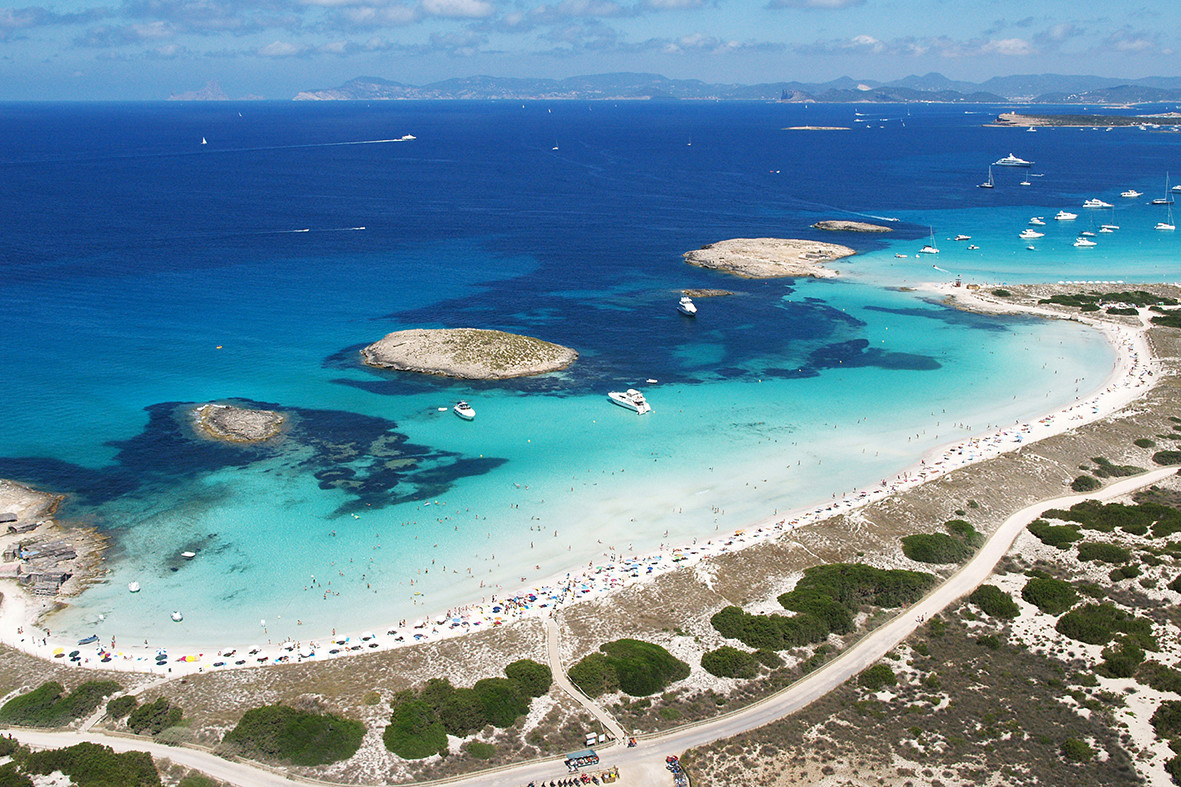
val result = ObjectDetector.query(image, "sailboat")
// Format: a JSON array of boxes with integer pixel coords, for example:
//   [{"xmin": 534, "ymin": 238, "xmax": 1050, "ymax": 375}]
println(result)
[
  {"xmin": 1152, "ymin": 173, "xmax": 1175, "ymax": 205},
  {"xmin": 918, "ymin": 228, "xmax": 939, "ymax": 254},
  {"xmin": 1158, "ymin": 205, "xmax": 1176, "ymax": 231},
  {"xmin": 201, "ymin": 137, "xmax": 207, "ymax": 145},
  {"xmin": 978, "ymin": 166, "xmax": 995, "ymax": 189}
]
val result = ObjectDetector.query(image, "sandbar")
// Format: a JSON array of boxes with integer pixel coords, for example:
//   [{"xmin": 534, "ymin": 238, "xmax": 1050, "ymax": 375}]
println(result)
[
  {"xmin": 683, "ymin": 237, "xmax": 854, "ymax": 279},
  {"xmin": 361, "ymin": 328, "xmax": 577, "ymax": 380}
]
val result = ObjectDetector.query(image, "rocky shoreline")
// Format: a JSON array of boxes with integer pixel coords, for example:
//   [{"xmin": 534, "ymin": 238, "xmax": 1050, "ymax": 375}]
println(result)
[
  {"xmin": 361, "ymin": 328, "xmax": 578, "ymax": 380},
  {"xmin": 192, "ymin": 403, "xmax": 287, "ymax": 443},
  {"xmin": 811, "ymin": 220, "xmax": 892, "ymax": 233},
  {"xmin": 683, "ymin": 237, "xmax": 854, "ymax": 279}
]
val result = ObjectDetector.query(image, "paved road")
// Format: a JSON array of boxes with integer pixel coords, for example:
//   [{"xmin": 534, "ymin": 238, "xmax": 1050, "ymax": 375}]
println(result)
[{"xmin": 7, "ymin": 469, "xmax": 1175, "ymax": 787}]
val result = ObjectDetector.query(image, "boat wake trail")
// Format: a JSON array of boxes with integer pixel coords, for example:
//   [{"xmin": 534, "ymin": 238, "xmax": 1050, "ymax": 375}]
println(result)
[{"xmin": 932, "ymin": 265, "xmax": 949, "ymax": 273}]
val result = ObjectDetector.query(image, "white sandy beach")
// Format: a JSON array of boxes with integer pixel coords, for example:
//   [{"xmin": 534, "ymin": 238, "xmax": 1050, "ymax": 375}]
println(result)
[{"xmin": 0, "ymin": 284, "xmax": 1163, "ymax": 677}]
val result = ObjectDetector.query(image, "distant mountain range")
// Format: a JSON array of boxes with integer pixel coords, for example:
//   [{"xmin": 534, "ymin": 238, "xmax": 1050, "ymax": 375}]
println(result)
[{"xmin": 290, "ymin": 72, "xmax": 1181, "ymax": 104}]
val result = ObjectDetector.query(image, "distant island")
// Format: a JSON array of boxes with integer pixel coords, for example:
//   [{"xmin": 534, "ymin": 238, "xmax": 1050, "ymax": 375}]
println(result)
[
  {"xmin": 291, "ymin": 72, "xmax": 1181, "ymax": 104},
  {"xmin": 812, "ymin": 220, "xmax": 893, "ymax": 233},
  {"xmin": 361, "ymin": 328, "xmax": 577, "ymax": 379},
  {"xmin": 994, "ymin": 111, "xmax": 1181, "ymax": 128},
  {"xmin": 684, "ymin": 238, "xmax": 853, "ymax": 279}
]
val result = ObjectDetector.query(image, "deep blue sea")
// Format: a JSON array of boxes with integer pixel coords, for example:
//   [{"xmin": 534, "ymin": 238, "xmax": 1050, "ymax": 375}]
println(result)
[{"xmin": 1, "ymin": 100, "xmax": 1178, "ymax": 647}]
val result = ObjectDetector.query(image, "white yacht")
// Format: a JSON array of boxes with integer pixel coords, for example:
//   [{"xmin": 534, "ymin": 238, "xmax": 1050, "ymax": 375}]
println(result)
[
  {"xmin": 1029, "ymin": 217, "xmax": 1046, "ymax": 225},
  {"xmin": 1173, "ymin": 185, "xmax": 1181, "ymax": 194},
  {"xmin": 128, "ymin": 582, "xmax": 141, "ymax": 593},
  {"xmin": 917, "ymin": 227, "xmax": 938, "ymax": 254},
  {"xmin": 1055, "ymin": 211, "xmax": 1078, "ymax": 221},
  {"xmin": 1073, "ymin": 237, "xmax": 1097, "ymax": 247},
  {"xmin": 608, "ymin": 389, "xmax": 652, "ymax": 415},
  {"xmin": 1019, "ymin": 229, "xmax": 1044, "ymax": 239},
  {"xmin": 954, "ymin": 234, "xmax": 971, "ymax": 241},
  {"xmin": 994, "ymin": 153, "xmax": 1033, "ymax": 167},
  {"xmin": 1083, "ymin": 198, "xmax": 1113, "ymax": 208},
  {"xmin": 1080, "ymin": 230, "xmax": 1096, "ymax": 237},
  {"xmin": 1158, "ymin": 206, "xmax": 1176, "ymax": 231},
  {"xmin": 1121, "ymin": 190, "xmax": 1143, "ymax": 198},
  {"xmin": 171, "ymin": 611, "xmax": 184, "ymax": 622},
  {"xmin": 1020, "ymin": 180, "xmax": 1032, "ymax": 186},
  {"xmin": 677, "ymin": 295, "xmax": 697, "ymax": 316},
  {"xmin": 180, "ymin": 551, "xmax": 196, "ymax": 559},
  {"xmin": 453, "ymin": 401, "xmax": 475, "ymax": 420}
]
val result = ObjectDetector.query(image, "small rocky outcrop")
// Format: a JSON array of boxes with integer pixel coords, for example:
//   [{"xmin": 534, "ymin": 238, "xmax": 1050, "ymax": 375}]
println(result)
[
  {"xmin": 684, "ymin": 238, "xmax": 854, "ymax": 279},
  {"xmin": 361, "ymin": 328, "xmax": 577, "ymax": 380},
  {"xmin": 193, "ymin": 403, "xmax": 286, "ymax": 443}
]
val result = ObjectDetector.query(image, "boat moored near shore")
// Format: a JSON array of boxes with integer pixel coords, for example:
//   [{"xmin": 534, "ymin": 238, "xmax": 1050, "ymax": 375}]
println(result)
[
  {"xmin": 608, "ymin": 389, "xmax": 652, "ymax": 415},
  {"xmin": 677, "ymin": 296, "xmax": 697, "ymax": 316},
  {"xmin": 453, "ymin": 401, "xmax": 475, "ymax": 420}
]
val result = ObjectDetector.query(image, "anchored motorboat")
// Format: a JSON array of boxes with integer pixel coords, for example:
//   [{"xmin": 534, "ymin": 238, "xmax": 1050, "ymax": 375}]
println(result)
[
  {"xmin": 677, "ymin": 295, "xmax": 697, "ymax": 316},
  {"xmin": 453, "ymin": 401, "xmax": 475, "ymax": 420},
  {"xmin": 607, "ymin": 389, "xmax": 652, "ymax": 415}
]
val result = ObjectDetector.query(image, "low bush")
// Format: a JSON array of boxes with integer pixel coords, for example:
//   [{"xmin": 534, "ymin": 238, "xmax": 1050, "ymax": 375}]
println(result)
[
  {"xmin": 126, "ymin": 698, "xmax": 182, "ymax": 736},
  {"xmin": 992, "ymin": 289, "xmax": 1012, "ymax": 297},
  {"xmin": 222, "ymin": 705, "xmax": 364, "ymax": 766},
  {"xmin": 567, "ymin": 653, "xmax": 618, "ymax": 697},
  {"xmin": 1071, "ymin": 475, "xmax": 1101, "ymax": 492},
  {"xmin": 472, "ymin": 678, "xmax": 530, "ymax": 729},
  {"xmin": 1135, "ymin": 438, "xmax": 1156, "ymax": 449},
  {"xmin": 701, "ymin": 646, "xmax": 760, "ymax": 679},
  {"xmin": 1153, "ymin": 700, "xmax": 1181, "ymax": 738},
  {"xmin": 504, "ymin": 659, "xmax": 551, "ymax": 698},
  {"xmin": 383, "ymin": 695, "xmax": 447, "ymax": 760},
  {"xmin": 1057, "ymin": 603, "xmax": 1156, "ymax": 648},
  {"xmin": 600, "ymin": 639, "xmax": 691, "ymax": 697},
  {"xmin": 464, "ymin": 741, "xmax": 496, "ymax": 760},
  {"xmin": 1090, "ymin": 457, "xmax": 1143, "ymax": 478},
  {"xmin": 1153, "ymin": 450, "xmax": 1181, "ymax": 465},
  {"xmin": 858, "ymin": 664, "xmax": 896, "ymax": 692},
  {"xmin": 1077, "ymin": 541, "xmax": 1132, "ymax": 564},
  {"xmin": 23, "ymin": 742, "xmax": 159, "ymax": 787},
  {"xmin": 106, "ymin": 695, "xmax": 137, "ymax": 720},
  {"xmin": 901, "ymin": 533, "xmax": 973, "ymax": 564},
  {"xmin": 1060, "ymin": 738, "xmax": 1094, "ymax": 763},
  {"xmin": 1027, "ymin": 519, "xmax": 1083, "ymax": 549},
  {"xmin": 0, "ymin": 681, "xmax": 123, "ymax": 727},
  {"xmin": 1025, "ymin": 576, "xmax": 1081, "ymax": 614},
  {"xmin": 783, "ymin": 563, "xmax": 934, "ymax": 611},
  {"xmin": 1140, "ymin": 661, "xmax": 1181, "ymax": 693},
  {"xmin": 969, "ymin": 584, "xmax": 1019, "ymax": 619},
  {"xmin": 1097, "ymin": 638, "xmax": 1146, "ymax": 679},
  {"xmin": 1109, "ymin": 564, "xmax": 1141, "ymax": 582}
]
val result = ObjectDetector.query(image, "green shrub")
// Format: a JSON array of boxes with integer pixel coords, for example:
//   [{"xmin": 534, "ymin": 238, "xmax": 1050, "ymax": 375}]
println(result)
[
  {"xmin": 1077, "ymin": 542, "xmax": 1132, "ymax": 564},
  {"xmin": 969, "ymin": 585, "xmax": 1019, "ymax": 619},
  {"xmin": 223, "ymin": 705, "xmax": 364, "ymax": 766},
  {"xmin": 0, "ymin": 681, "xmax": 123, "ymax": 727},
  {"xmin": 436, "ymin": 687, "xmax": 486, "ymax": 738},
  {"xmin": 1141, "ymin": 662, "xmax": 1181, "ymax": 694},
  {"xmin": 1097, "ymin": 638, "xmax": 1146, "ymax": 679},
  {"xmin": 858, "ymin": 664, "xmax": 896, "ymax": 692},
  {"xmin": 1109, "ymin": 564, "xmax": 1141, "ymax": 582},
  {"xmin": 472, "ymin": 678, "xmax": 529, "ymax": 729},
  {"xmin": 1025, "ymin": 574, "xmax": 1081, "ymax": 614},
  {"xmin": 1090, "ymin": 457, "xmax": 1143, "ymax": 478},
  {"xmin": 106, "ymin": 695, "xmax": 137, "ymax": 720},
  {"xmin": 177, "ymin": 777, "xmax": 216, "ymax": 787},
  {"xmin": 1060, "ymin": 738, "xmax": 1094, "ymax": 763},
  {"xmin": 777, "ymin": 587, "xmax": 854, "ymax": 634},
  {"xmin": 383, "ymin": 695, "xmax": 447, "ymax": 760},
  {"xmin": 1057, "ymin": 603, "xmax": 1156, "ymax": 648},
  {"xmin": 901, "ymin": 533, "xmax": 973, "ymax": 564},
  {"xmin": 1107, "ymin": 307, "xmax": 1139, "ymax": 316},
  {"xmin": 754, "ymin": 649, "xmax": 783, "ymax": 668},
  {"xmin": 0, "ymin": 764, "xmax": 34, "ymax": 787},
  {"xmin": 464, "ymin": 741, "xmax": 496, "ymax": 760},
  {"xmin": 504, "ymin": 659, "xmax": 552, "ymax": 698},
  {"xmin": 567, "ymin": 652, "xmax": 619, "ymax": 697},
  {"xmin": 126, "ymin": 698, "xmax": 182, "ymax": 736},
  {"xmin": 1071, "ymin": 475, "xmax": 1101, "ymax": 492},
  {"xmin": 1027, "ymin": 520, "xmax": 1083, "ymax": 549},
  {"xmin": 23, "ymin": 742, "xmax": 160, "ymax": 787},
  {"xmin": 976, "ymin": 634, "xmax": 1001, "ymax": 650},
  {"xmin": 599, "ymin": 639, "xmax": 691, "ymax": 697},
  {"xmin": 1153, "ymin": 450, "xmax": 1181, "ymax": 466},
  {"xmin": 1166, "ymin": 755, "xmax": 1181, "ymax": 784},
  {"xmin": 1153, "ymin": 700, "xmax": 1181, "ymax": 738},
  {"xmin": 701, "ymin": 646, "xmax": 760, "ymax": 679},
  {"xmin": 1135, "ymin": 438, "xmax": 1156, "ymax": 449},
  {"xmin": 1170, "ymin": 574, "xmax": 1181, "ymax": 593},
  {"xmin": 709, "ymin": 605, "xmax": 828, "ymax": 651},
  {"xmin": 992, "ymin": 289, "xmax": 1012, "ymax": 297}
]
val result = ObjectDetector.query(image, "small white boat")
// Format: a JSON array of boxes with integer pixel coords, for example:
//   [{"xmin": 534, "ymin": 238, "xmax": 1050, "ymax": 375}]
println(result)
[
  {"xmin": 978, "ymin": 166, "xmax": 994, "ymax": 189},
  {"xmin": 607, "ymin": 389, "xmax": 652, "ymax": 415},
  {"xmin": 453, "ymin": 401, "xmax": 475, "ymax": 420},
  {"xmin": 967, "ymin": 244, "xmax": 979, "ymax": 250},
  {"xmin": 171, "ymin": 611, "xmax": 184, "ymax": 622},
  {"xmin": 1019, "ymin": 229, "xmax": 1044, "ymax": 239},
  {"xmin": 1073, "ymin": 237, "xmax": 1097, "ymax": 247},
  {"xmin": 1173, "ymin": 185, "xmax": 1181, "ymax": 194},
  {"xmin": 1029, "ymin": 217, "xmax": 1046, "ymax": 225},
  {"xmin": 918, "ymin": 245, "xmax": 939, "ymax": 255},
  {"xmin": 201, "ymin": 137, "xmax": 207, "ymax": 145},
  {"xmin": 954, "ymin": 234, "xmax": 971, "ymax": 241},
  {"xmin": 180, "ymin": 551, "xmax": 196, "ymax": 560},
  {"xmin": 994, "ymin": 153, "xmax": 1032, "ymax": 167},
  {"xmin": 1158, "ymin": 206, "xmax": 1176, "ymax": 231},
  {"xmin": 1055, "ymin": 211, "xmax": 1078, "ymax": 221},
  {"xmin": 1026, "ymin": 244, "xmax": 1037, "ymax": 251},
  {"xmin": 677, "ymin": 295, "xmax": 697, "ymax": 316},
  {"xmin": 1083, "ymin": 198, "xmax": 1113, "ymax": 208},
  {"xmin": 1121, "ymin": 190, "xmax": 1143, "ymax": 198},
  {"xmin": 894, "ymin": 253, "xmax": 907, "ymax": 258},
  {"xmin": 128, "ymin": 582, "xmax": 140, "ymax": 593},
  {"xmin": 1101, "ymin": 224, "xmax": 1119, "ymax": 231},
  {"xmin": 1080, "ymin": 230, "xmax": 1096, "ymax": 237},
  {"xmin": 1020, "ymin": 180, "xmax": 1031, "ymax": 186}
]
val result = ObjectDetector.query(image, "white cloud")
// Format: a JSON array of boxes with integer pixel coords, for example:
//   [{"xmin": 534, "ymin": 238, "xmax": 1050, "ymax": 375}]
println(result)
[
  {"xmin": 768, "ymin": 0, "xmax": 866, "ymax": 8},
  {"xmin": 643, "ymin": 0, "xmax": 707, "ymax": 8},
  {"xmin": 258, "ymin": 39, "xmax": 303, "ymax": 56},
  {"xmin": 337, "ymin": 5, "xmax": 420, "ymax": 26},
  {"xmin": 981, "ymin": 37, "xmax": 1033, "ymax": 56},
  {"xmin": 422, "ymin": 0, "xmax": 494, "ymax": 18}
]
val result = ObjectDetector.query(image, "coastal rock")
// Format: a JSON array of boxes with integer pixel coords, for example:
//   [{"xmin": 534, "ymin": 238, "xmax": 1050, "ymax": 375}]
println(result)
[
  {"xmin": 193, "ymin": 403, "xmax": 286, "ymax": 443},
  {"xmin": 812, "ymin": 220, "xmax": 892, "ymax": 233},
  {"xmin": 361, "ymin": 328, "xmax": 578, "ymax": 380},
  {"xmin": 682, "ymin": 289, "xmax": 734, "ymax": 298},
  {"xmin": 684, "ymin": 238, "xmax": 853, "ymax": 279}
]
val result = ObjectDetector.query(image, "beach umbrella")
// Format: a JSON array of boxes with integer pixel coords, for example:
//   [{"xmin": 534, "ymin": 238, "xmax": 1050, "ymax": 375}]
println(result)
[{"xmin": 52, "ymin": 647, "xmax": 64, "ymax": 655}]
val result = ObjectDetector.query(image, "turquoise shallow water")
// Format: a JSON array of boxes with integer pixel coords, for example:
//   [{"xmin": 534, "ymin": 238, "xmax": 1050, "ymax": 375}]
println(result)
[{"xmin": 0, "ymin": 101, "xmax": 1172, "ymax": 647}]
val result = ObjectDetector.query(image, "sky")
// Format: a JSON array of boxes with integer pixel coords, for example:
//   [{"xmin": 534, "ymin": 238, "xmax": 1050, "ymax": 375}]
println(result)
[{"xmin": 1, "ymin": 0, "xmax": 1178, "ymax": 100}]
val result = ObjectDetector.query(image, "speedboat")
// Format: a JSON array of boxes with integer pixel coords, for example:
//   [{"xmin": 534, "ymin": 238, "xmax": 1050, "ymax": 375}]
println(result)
[
  {"xmin": 993, "ymin": 153, "xmax": 1032, "ymax": 167},
  {"xmin": 1101, "ymin": 224, "xmax": 1119, "ymax": 232},
  {"xmin": 607, "ymin": 389, "xmax": 652, "ymax": 415},
  {"xmin": 1073, "ymin": 237, "xmax": 1097, "ymax": 247},
  {"xmin": 1121, "ymin": 190, "xmax": 1143, "ymax": 198},
  {"xmin": 677, "ymin": 295, "xmax": 697, "ymax": 316},
  {"xmin": 1055, "ymin": 211, "xmax": 1078, "ymax": 221},
  {"xmin": 1080, "ymin": 230, "xmax": 1096, "ymax": 237},
  {"xmin": 1083, "ymin": 198, "xmax": 1113, "ymax": 208},
  {"xmin": 918, "ymin": 244, "xmax": 939, "ymax": 254},
  {"xmin": 1019, "ymin": 229, "xmax": 1044, "ymax": 239},
  {"xmin": 894, "ymin": 253, "xmax": 907, "ymax": 258},
  {"xmin": 453, "ymin": 401, "xmax": 475, "ymax": 420},
  {"xmin": 1026, "ymin": 244, "xmax": 1037, "ymax": 251},
  {"xmin": 1173, "ymin": 185, "xmax": 1181, "ymax": 194},
  {"xmin": 954, "ymin": 235, "xmax": 971, "ymax": 241},
  {"xmin": 180, "ymin": 551, "xmax": 196, "ymax": 559},
  {"xmin": 1029, "ymin": 217, "xmax": 1046, "ymax": 225},
  {"xmin": 171, "ymin": 611, "xmax": 184, "ymax": 622},
  {"xmin": 128, "ymin": 582, "xmax": 140, "ymax": 593}
]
